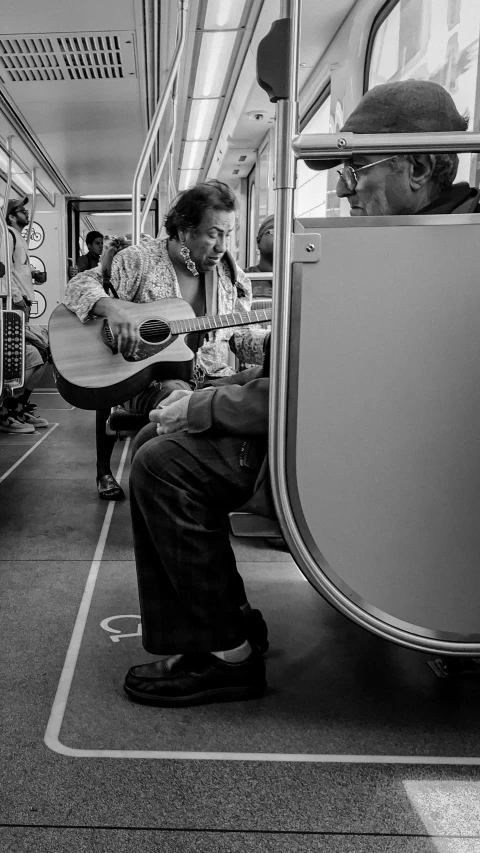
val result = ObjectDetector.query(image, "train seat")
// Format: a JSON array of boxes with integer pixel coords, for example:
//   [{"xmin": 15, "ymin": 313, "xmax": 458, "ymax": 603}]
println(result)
[
  {"xmin": 107, "ymin": 403, "xmax": 283, "ymax": 541},
  {"xmin": 228, "ymin": 509, "xmax": 282, "ymax": 538}
]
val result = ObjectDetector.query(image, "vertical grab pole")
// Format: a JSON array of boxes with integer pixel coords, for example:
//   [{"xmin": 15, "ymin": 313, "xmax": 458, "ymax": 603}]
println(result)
[
  {"xmin": 26, "ymin": 166, "xmax": 37, "ymax": 249},
  {"xmin": 0, "ymin": 138, "xmax": 14, "ymax": 310},
  {"xmin": 269, "ymin": 0, "xmax": 300, "ymax": 537},
  {"xmin": 140, "ymin": 86, "xmax": 177, "ymax": 234},
  {"xmin": 3, "ymin": 136, "xmax": 14, "ymax": 212},
  {"xmin": 132, "ymin": 0, "xmax": 188, "ymax": 244}
]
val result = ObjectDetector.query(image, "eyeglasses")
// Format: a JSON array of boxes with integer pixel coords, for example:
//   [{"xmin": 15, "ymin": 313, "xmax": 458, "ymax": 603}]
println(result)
[{"xmin": 336, "ymin": 156, "xmax": 397, "ymax": 192}]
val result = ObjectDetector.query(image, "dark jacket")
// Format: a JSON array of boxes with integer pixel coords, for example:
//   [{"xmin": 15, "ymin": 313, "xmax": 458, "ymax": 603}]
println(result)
[
  {"xmin": 76, "ymin": 251, "xmax": 101, "ymax": 273},
  {"xmin": 187, "ymin": 182, "xmax": 480, "ymax": 518}
]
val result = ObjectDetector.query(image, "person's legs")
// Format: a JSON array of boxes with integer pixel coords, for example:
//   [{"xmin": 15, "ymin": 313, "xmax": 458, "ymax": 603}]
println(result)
[
  {"xmin": 95, "ymin": 380, "xmax": 191, "ymax": 500},
  {"xmin": 125, "ymin": 429, "xmax": 267, "ymax": 705},
  {"xmin": 130, "ymin": 430, "xmax": 259, "ymax": 652},
  {"xmin": 0, "ymin": 345, "xmax": 48, "ymax": 433}
]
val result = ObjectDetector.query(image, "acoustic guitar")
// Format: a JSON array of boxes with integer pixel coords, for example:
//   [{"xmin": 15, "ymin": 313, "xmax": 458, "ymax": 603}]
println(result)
[{"xmin": 49, "ymin": 298, "xmax": 272, "ymax": 410}]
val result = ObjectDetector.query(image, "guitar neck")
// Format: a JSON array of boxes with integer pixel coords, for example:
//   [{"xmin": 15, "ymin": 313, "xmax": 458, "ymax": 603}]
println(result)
[{"xmin": 170, "ymin": 308, "xmax": 271, "ymax": 336}]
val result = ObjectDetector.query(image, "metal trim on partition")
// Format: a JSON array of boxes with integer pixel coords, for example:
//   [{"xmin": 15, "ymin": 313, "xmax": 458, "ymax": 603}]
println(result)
[
  {"xmin": 132, "ymin": 0, "xmax": 188, "ymax": 244},
  {"xmin": 285, "ymin": 217, "xmax": 480, "ymax": 651},
  {"xmin": 268, "ymin": 0, "xmax": 480, "ymax": 655}
]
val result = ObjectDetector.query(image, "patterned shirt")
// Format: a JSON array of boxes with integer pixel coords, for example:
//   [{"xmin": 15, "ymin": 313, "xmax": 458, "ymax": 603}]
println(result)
[{"xmin": 63, "ymin": 238, "xmax": 268, "ymax": 376}]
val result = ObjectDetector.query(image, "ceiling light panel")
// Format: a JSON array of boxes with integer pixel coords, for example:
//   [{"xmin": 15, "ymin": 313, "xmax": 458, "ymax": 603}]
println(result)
[
  {"xmin": 203, "ymin": 0, "xmax": 245, "ymax": 29},
  {"xmin": 193, "ymin": 31, "xmax": 238, "ymax": 98},
  {"xmin": 187, "ymin": 99, "xmax": 219, "ymax": 140},
  {"xmin": 178, "ymin": 170, "xmax": 201, "ymax": 191},
  {"xmin": 182, "ymin": 140, "xmax": 208, "ymax": 171}
]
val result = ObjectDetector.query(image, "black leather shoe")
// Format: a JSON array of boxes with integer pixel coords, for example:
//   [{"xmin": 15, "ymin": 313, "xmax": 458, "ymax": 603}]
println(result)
[
  {"xmin": 245, "ymin": 608, "xmax": 269, "ymax": 655},
  {"xmin": 124, "ymin": 649, "xmax": 266, "ymax": 707},
  {"xmin": 96, "ymin": 473, "xmax": 125, "ymax": 501}
]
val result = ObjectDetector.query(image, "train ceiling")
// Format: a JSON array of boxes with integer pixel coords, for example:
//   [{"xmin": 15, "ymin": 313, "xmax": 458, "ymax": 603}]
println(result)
[{"xmin": 0, "ymin": 0, "xmax": 357, "ymax": 235}]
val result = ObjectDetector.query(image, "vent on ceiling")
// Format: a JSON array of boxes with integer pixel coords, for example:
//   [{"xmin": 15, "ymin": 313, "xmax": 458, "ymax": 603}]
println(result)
[{"xmin": 0, "ymin": 33, "xmax": 136, "ymax": 82}]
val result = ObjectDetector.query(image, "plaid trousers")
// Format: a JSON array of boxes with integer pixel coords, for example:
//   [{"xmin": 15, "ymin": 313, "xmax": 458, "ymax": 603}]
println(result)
[{"xmin": 129, "ymin": 424, "xmax": 261, "ymax": 654}]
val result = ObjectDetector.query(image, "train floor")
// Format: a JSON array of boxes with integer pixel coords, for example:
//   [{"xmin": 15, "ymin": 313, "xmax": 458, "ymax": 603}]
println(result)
[{"xmin": 1, "ymin": 387, "xmax": 480, "ymax": 852}]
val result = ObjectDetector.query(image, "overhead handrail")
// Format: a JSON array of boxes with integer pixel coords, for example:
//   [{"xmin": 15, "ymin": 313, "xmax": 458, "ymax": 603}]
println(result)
[
  {"xmin": 0, "ymin": 137, "xmax": 55, "ymax": 208},
  {"xmin": 140, "ymin": 83, "xmax": 178, "ymax": 234},
  {"xmin": 293, "ymin": 130, "xmax": 480, "ymax": 161},
  {"xmin": 132, "ymin": 0, "xmax": 188, "ymax": 244}
]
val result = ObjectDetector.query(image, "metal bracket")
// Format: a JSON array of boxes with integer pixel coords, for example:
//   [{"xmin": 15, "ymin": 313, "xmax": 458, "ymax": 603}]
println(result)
[
  {"xmin": 291, "ymin": 233, "xmax": 321, "ymax": 263},
  {"xmin": 427, "ymin": 657, "xmax": 480, "ymax": 678}
]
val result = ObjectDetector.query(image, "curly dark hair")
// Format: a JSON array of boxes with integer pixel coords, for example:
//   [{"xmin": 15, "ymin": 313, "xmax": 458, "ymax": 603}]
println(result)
[
  {"xmin": 85, "ymin": 230, "xmax": 103, "ymax": 245},
  {"xmin": 164, "ymin": 180, "xmax": 238, "ymax": 239}
]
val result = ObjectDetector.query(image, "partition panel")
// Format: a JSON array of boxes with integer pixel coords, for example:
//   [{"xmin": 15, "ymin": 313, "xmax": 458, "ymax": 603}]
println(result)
[{"xmin": 285, "ymin": 215, "xmax": 480, "ymax": 647}]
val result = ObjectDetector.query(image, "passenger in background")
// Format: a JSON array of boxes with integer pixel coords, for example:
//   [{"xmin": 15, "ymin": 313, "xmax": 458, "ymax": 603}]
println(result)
[
  {"xmin": 0, "ymin": 197, "xmax": 50, "ymax": 433},
  {"xmin": 68, "ymin": 230, "xmax": 104, "ymax": 278},
  {"xmin": 64, "ymin": 180, "xmax": 268, "ymax": 500},
  {"xmin": 246, "ymin": 214, "xmax": 274, "ymax": 274},
  {"xmin": 245, "ymin": 214, "xmax": 273, "ymax": 299},
  {"xmin": 123, "ymin": 79, "xmax": 477, "ymax": 708}
]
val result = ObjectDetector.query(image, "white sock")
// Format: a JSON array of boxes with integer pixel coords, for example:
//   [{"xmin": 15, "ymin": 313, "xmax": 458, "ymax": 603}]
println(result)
[{"xmin": 212, "ymin": 640, "xmax": 252, "ymax": 662}]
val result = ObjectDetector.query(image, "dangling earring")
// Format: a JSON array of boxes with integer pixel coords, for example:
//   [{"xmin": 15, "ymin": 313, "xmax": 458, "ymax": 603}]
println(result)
[{"xmin": 180, "ymin": 239, "xmax": 199, "ymax": 276}]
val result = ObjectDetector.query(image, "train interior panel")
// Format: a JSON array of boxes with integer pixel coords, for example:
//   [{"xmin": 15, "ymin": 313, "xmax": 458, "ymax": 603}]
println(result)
[{"xmin": 1, "ymin": 0, "xmax": 480, "ymax": 850}]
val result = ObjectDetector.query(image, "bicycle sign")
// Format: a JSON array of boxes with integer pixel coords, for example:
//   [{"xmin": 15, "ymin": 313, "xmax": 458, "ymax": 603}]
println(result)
[{"xmin": 22, "ymin": 221, "xmax": 45, "ymax": 250}]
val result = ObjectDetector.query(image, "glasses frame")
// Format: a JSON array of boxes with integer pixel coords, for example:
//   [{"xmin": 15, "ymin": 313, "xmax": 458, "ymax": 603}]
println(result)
[{"xmin": 337, "ymin": 156, "xmax": 397, "ymax": 192}]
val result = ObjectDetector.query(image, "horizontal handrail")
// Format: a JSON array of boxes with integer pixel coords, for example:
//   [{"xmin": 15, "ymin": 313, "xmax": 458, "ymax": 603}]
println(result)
[{"xmin": 293, "ymin": 131, "xmax": 480, "ymax": 161}]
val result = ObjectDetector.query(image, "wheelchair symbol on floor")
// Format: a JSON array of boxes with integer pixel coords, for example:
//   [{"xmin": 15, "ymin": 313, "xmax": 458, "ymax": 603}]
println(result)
[{"xmin": 100, "ymin": 615, "xmax": 142, "ymax": 642}]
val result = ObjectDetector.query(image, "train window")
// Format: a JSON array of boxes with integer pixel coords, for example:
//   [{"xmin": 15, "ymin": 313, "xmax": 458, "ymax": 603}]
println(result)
[
  {"xmin": 366, "ymin": 0, "xmax": 480, "ymax": 183},
  {"xmin": 257, "ymin": 138, "xmax": 271, "ymax": 225},
  {"xmin": 295, "ymin": 92, "xmax": 332, "ymax": 218}
]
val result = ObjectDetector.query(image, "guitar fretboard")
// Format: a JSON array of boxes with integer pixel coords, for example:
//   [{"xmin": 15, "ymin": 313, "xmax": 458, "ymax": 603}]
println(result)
[{"xmin": 170, "ymin": 309, "xmax": 271, "ymax": 336}]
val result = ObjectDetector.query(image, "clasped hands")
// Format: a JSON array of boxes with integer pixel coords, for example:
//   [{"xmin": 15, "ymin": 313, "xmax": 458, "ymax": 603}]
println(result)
[{"xmin": 149, "ymin": 389, "xmax": 193, "ymax": 435}]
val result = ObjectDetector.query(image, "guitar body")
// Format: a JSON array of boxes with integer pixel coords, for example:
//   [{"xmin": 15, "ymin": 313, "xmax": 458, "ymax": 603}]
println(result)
[{"xmin": 49, "ymin": 299, "xmax": 195, "ymax": 409}]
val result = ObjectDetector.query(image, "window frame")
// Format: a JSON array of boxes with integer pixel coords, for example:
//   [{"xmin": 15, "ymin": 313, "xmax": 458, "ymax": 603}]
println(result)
[
  {"xmin": 300, "ymin": 82, "xmax": 331, "ymax": 132},
  {"xmin": 363, "ymin": 0, "xmax": 400, "ymax": 93}
]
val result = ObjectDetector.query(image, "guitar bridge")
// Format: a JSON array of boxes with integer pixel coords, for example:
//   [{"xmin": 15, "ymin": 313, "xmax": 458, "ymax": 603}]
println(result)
[{"xmin": 101, "ymin": 321, "xmax": 118, "ymax": 354}]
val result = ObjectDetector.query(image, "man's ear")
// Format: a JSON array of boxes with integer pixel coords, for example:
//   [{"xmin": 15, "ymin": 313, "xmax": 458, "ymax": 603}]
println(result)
[{"xmin": 407, "ymin": 154, "xmax": 436, "ymax": 190}]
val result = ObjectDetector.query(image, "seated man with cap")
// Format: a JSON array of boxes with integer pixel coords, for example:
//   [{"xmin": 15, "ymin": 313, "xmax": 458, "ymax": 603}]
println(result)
[
  {"xmin": 0, "ymin": 196, "xmax": 50, "ymax": 433},
  {"xmin": 307, "ymin": 78, "xmax": 479, "ymax": 216},
  {"xmin": 123, "ymin": 80, "xmax": 477, "ymax": 709}
]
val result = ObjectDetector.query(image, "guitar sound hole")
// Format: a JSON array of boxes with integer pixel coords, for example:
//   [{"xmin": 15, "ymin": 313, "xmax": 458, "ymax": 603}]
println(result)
[{"xmin": 139, "ymin": 319, "xmax": 170, "ymax": 343}]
